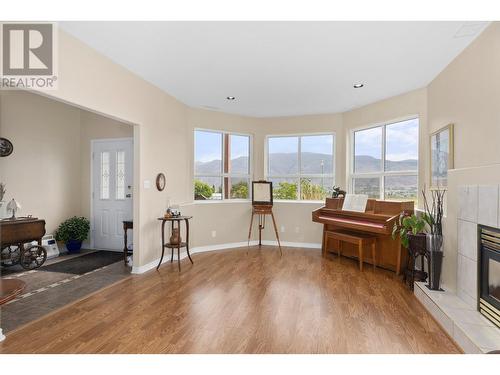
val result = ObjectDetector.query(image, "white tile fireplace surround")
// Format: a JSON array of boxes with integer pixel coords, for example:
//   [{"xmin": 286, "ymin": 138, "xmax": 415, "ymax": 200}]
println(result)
[{"xmin": 415, "ymin": 184, "xmax": 500, "ymax": 353}]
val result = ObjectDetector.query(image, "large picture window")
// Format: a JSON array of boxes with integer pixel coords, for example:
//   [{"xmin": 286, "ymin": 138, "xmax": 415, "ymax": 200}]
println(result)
[
  {"xmin": 194, "ymin": 130, "xmax": 251, "ymax": 200},
  {"xmin": 266, "ymin": 134, "xmax": 335, "ymax": 201},
  {"xmin": 351, "ymin": 118, "xmax": 419, "ymax": 201}
]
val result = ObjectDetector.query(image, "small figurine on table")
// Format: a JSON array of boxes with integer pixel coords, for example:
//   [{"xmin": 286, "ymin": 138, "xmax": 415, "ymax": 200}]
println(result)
[{"xmin": 331, "ymin": 186, "xmax": 346, "ymax": 198}]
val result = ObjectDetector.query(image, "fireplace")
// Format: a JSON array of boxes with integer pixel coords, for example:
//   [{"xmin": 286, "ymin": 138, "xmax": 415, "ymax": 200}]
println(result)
[{"xmin": 478, "ymin": 225, "xmax": 500, "ymax": 328}]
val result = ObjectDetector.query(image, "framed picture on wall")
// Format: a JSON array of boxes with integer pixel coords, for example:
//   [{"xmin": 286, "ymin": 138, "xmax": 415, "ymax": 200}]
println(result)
[{"xmin": 430, "ymin": 124, "xmax": 454, "ymax": 189}]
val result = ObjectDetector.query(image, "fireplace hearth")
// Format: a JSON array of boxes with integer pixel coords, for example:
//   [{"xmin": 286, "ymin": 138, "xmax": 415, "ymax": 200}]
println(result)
[{"xmin": 478, "ymin": 225, "xmax": 500, "ymax": 328}]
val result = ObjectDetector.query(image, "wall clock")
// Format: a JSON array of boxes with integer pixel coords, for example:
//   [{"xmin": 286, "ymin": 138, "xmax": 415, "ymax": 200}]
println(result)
[
  {"xmin": 0, "ymin": 138, "xmax": 13, "ymax": 157},
  {"xmin": 156, "ymin": 173, "xmax": 166, "ymax": 191}
]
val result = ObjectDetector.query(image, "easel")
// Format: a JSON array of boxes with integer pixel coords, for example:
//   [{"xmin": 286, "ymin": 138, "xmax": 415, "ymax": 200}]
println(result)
[{"xmin": 247, "ymin": 181, "xmax": 282, "ymax": 256}]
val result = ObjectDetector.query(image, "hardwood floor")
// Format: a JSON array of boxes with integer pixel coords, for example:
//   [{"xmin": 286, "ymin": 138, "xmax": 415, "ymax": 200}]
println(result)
[{"xmin": 0, "ymin": 247, "xmax": 460, "ymax": 353}]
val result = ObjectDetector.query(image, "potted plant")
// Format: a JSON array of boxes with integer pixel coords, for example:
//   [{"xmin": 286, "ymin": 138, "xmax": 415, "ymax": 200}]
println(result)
[
  {"xmin": 392, "ymin": 213, "xmax": 427, "ymax": 248},
  {"xmin": 55, "ymin": 216, "xmax": 90, "ymax": 253}
]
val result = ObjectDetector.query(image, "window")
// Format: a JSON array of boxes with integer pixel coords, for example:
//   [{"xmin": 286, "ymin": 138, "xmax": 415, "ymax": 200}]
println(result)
[
  {"xmin": 351, "ymin": 118, "xmax": 419, "ymax": 201},
  {"xmin": 266, "ymin": 134, "xmax": 335, "ymax": 201},
  {"xmin": 194, "ymin": 130, "xmax": 251, "ymax": 200},
  {"xmin": 115, "ymin": 150, "xmax": 126, "ymax": 200},
  {"xmin": 100, "ymin": 151, "xmax": 110, "ymax": 199}
]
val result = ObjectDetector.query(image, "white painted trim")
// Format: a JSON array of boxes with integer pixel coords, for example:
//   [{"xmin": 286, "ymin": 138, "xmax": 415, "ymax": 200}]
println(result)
[
  {"xmin": 131, "ymin": 240, "xmax": 321, "ymax": 274},
  {"xmin": 260, "ymin": 240, "xmax": 321, "ymax": 249},
  {"xmin": 0, "ymin": 328, "xmax": 5, "ymax": 342}
]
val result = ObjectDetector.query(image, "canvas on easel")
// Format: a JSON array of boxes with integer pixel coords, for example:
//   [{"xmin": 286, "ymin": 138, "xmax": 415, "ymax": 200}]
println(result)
[
  {"xmin": 252, "ymin": 180, "xmax": 273, "ymax": 205},
  {"xmin": 248, "ymin": 181, "xmax": 282, "ymax": 255}
]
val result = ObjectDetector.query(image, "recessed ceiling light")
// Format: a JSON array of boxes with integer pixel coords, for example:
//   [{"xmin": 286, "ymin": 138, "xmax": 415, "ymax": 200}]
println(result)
[
  {"xmin": 226, "ymin": 96, "xmax": 236, "ymax": 100},
  {"xmin": 353, "ymin": 83, "xmax": 364, "ymax": 88}
]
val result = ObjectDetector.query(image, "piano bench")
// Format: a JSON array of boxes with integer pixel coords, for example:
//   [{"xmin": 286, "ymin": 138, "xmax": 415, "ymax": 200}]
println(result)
[{"xmin": 324, "ymin": 229, "xmax": 377, "ymax": 271}]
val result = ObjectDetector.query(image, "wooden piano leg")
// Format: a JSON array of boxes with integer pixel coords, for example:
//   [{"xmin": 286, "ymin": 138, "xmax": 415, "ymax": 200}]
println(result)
[
  {"xmin": 396, "ymin": 240, "xmax": 402, "ymax": 276},
  {"xmin": 371, "ymin": 241, "xmax": 376, "ymax": 270},
  {"xmin": 321, "ymin": 228, "xmax": 326, "ymax": 257},
  {"xmin": 358, "ymin": 243, "xmax": 363, "ymax": 271}
]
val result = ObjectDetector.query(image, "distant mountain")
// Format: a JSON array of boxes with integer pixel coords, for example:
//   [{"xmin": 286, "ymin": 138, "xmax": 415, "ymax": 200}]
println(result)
[
  {"xmin": 355, "ymin": 155, "xmax": 417, "ymax": 173},
  {"xmin": 195, "ymin": 153, "xmax": 417, "ymax": 179},
  {"xmin": 195, "ymin": 156, "xmax": 249, "ymax": 174}
]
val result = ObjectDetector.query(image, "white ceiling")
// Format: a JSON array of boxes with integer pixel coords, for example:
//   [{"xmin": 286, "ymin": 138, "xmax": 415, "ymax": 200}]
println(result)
[{"xmin": 60, "ymin": 21, "xmax": 489, "ymax": 117}]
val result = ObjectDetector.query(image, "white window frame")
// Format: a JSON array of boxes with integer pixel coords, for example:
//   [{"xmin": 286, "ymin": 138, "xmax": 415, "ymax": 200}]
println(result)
[
  {"xmin": 349, "ymin": 116, "xmax": 419, "ymax": 200},
  {"xmin": 194, "ymin": 128, "xmax": 253, "ymax": 202},
  {"xmin": 265, "ymin": 132, "xmax": 336, "ymax": 201}
]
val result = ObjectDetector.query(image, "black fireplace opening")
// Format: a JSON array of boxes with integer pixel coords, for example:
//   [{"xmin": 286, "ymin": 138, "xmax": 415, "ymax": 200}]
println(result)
[{"xmin": 478, "ymin": 225, "xmax": 500, "ymax": 328}]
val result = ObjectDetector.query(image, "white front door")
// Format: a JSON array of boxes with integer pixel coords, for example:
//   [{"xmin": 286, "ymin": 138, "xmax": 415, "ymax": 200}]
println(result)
[{"xmin": 92, "ymin": 138, "xmax": 133, "ymax": 250}]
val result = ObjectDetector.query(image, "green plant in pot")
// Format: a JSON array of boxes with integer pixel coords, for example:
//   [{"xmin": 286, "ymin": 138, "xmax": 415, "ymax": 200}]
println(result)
[
  {"xmin": 392, "ymin": 213, "xmax": 427, "ymax": 249},
  {"xmin": 55, "ymin": 216, "xmax": 90, "ymax": 253}
]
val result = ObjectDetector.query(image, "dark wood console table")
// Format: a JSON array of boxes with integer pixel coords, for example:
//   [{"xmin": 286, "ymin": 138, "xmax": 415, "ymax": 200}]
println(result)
[
  {"xmin": 122, "ymin": 220, "xmax": 133, "ymax": 265},
  {"xmin": 157, "ymin": 216, "xmax": 193, "ymax": 271}
]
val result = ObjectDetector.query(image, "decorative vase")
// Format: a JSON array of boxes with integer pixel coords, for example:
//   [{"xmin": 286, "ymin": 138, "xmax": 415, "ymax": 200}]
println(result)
[
  {"xmin": 66, "ymin": 239, "xmax": 83, "ymax": 253},
  {"xmin": 427, "ymin": 234, "xmax": 444, "ymax": 291},
  {"xmin": 407, "ymin": 233, "xmax": 428, "ymax": 289},
  {"xmin": 170, "ymin": 228, "xmax": 181, "ymax": 245}
]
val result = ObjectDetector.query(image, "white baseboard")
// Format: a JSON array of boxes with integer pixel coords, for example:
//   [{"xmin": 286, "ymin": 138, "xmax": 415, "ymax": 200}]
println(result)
[
  {"xmin": 131, "ymin": 240, "xmax": 321, "ymax": 274},
  {"xmin": 260, "ymin": 240, "xmax": 321, "ymax": 249}
]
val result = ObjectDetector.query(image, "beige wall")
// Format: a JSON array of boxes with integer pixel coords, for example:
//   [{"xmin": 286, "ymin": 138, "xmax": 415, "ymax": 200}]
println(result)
[
  {"xmin": 0, "ymin": 90, "xmax": 133, "ymax": 238},
  {"xmin": 0, "ymin": 91, "xmax": 82, "ymax": 234},
  {"xmin": 427, "ymin": 22, "xmax": 500, "ymax": 291},
  {"xmin": 428, "ymin": 23, "xmax": 500, "ymax": 169}
]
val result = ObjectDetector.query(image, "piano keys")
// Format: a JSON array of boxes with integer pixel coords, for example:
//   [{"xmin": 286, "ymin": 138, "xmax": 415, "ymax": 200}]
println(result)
[{"xmin": 312, "ymin": 197, "xmax": 414, "ymax": 274}]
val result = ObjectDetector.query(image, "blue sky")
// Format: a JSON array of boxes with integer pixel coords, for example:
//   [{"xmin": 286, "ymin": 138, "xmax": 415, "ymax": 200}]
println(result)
[
  {"xmin": 355, "ymin": 118, "xmax": 419, "ymax": 161},
  {"xmin": 268, "ymin": 135, "xmax": 333, "ymax": 155},
  {"xmin": 195, "ymin": 131, "xmax": 249, "ymax": 162},
  {"xmin": 195, "ymin": 131, "xmax": 221, "ymax": 162}
]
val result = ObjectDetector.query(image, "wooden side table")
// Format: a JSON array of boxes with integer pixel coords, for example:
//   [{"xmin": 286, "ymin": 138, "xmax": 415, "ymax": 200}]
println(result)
[
  {"xmin": 122, "ymin": 220, "xmax": 133, "ymax": 265},
  {"xmin": 157, "ymin": 216, "xmax": 193, "ymax": 271}
]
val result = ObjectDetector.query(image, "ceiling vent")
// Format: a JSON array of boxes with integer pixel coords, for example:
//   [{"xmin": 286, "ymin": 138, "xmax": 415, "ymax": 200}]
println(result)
[{"xmin": 454, "ymin": 23, "xmax": 488, "ymax": 38}]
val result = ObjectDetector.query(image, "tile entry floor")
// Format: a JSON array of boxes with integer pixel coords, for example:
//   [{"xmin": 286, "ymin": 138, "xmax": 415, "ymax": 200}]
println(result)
[{"xmin": 1, "ymin": 250, "xmax": 130, "ymax": 333}]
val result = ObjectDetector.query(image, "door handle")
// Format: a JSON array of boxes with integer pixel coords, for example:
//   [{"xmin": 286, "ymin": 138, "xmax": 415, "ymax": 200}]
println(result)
[{"xmin": 126, "ymin": 194, "xmax": 132, "ymax": 198}]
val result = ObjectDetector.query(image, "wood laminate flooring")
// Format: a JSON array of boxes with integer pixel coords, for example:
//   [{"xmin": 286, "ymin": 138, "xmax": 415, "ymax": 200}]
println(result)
[{"xmin": 0, "ymin": 247, "xmax": 460, "ymax": 354}]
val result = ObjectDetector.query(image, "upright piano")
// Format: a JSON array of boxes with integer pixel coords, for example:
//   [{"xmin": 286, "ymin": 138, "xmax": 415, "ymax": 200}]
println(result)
[{"xmin": 312, "ymin": 198, "xmax": 414, "ymax": 274}]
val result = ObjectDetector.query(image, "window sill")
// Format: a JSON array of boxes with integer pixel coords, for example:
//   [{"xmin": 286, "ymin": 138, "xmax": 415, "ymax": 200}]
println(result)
[
  {"xmin": 192, "ymin": 199, "xmax": 251, "ymax": 205},
  {"xmin": 274, "ymin": 200, "xmax": 324, "ymax": 204},
  {"xmin": 189, "ymin": 199, "xmax": 325, "ymax": 205}
]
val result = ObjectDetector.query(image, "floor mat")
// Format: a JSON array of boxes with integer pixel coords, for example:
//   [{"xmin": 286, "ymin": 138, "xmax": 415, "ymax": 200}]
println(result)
[{"xmin": 37, "ymin": 251, "xmax": 123, "ymax": 275}]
